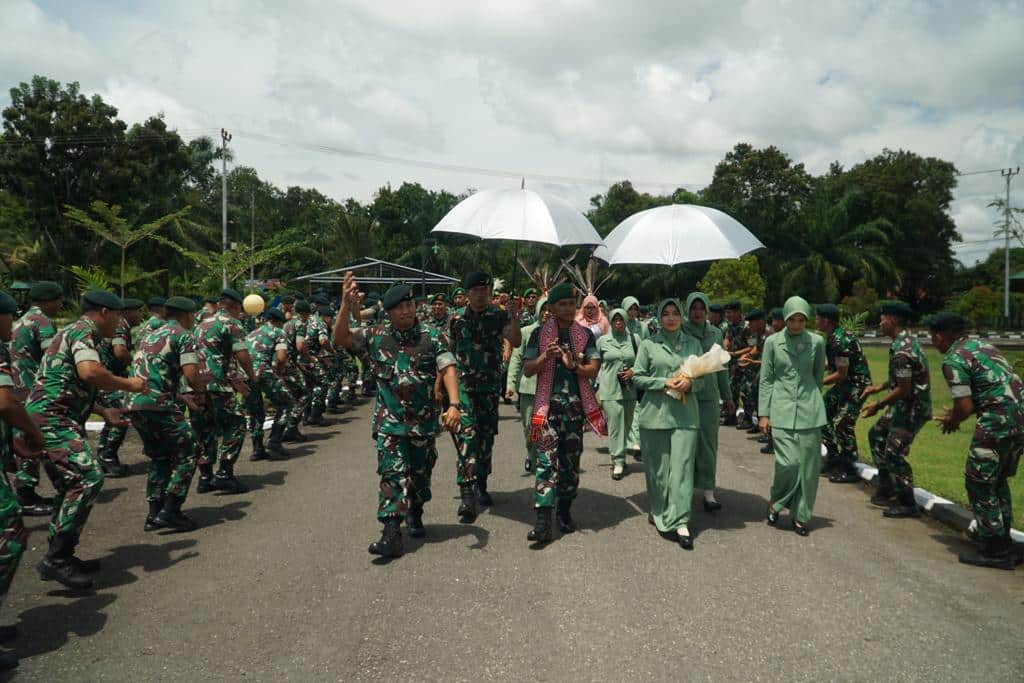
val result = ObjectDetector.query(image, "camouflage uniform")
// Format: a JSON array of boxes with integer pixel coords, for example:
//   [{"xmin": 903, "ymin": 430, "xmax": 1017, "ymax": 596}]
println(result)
[
  {"xmin": 0, "ymin": 342, "xmax": 27, "ymax": 598},
  {"xmin": 9, "ymin": 305, "xmax": 57, "ymax": 489},
  {"xmin": 449, "ymin": 305, "xmax": 509, "ymax": 485},
  {"xmin": 725, "ymin": 321, "xmax": 750, "ymax": 409},
  {"xmin": 868, "ymin": 330, "xmax": 932, "ymax": 496},
  {"xmin": 942, "ymin": 339, "xmax": 1024, "ymax": 541},
  {"xmin": 137, "ymin": 315, "xmax": 165, "ymax": 342},
  {"xmin": 738, "ymin": 329, "xmax": 765, "ymax": 421},
  {"xmin": 822, "ymin": 327, "xmax": 873, "ymax": 469},
  {"xmin": 192, "ymin": 310, "xmax": 248, "ymax": 470},
  {"xmin": 282, "ymin": 315, "xmax": 312, "ymax": 429},
  {"xmin": 351, "ymin": 321, "xmax": 455, "ymax": 520},
  {"xmin": 96, "ymin": 316, "xmax": 133, "ymax": 464},
  {"xmin": 127, "ymin": 320, "xmax": 201, "ymax": 504},
  {"xmin": 25, "ymin": 318, "xmax": 107, "ymax": 548},
  {"xmin": 523, "ymin": 325, "xmax": 599, "ymax": 507},
  {"xmin": 304, "ymin": 314, "xmax": 330, "ymax": 417},
  {"xmin": 245, "ymin": 322, "xmax": 294, "ymax": 445}
]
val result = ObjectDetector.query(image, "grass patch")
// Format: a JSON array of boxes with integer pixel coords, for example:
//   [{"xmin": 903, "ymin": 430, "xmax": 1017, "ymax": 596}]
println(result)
[{"xmin": 853, "ymin": 344, "xmax": 1024, "ymax": 516}]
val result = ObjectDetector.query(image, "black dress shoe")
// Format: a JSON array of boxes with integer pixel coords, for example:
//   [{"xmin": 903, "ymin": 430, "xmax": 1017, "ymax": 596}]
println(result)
[
  {"xmin": 703, "ymin": 499, "xmax": 722, "ymax": 512},
  {"xmin": 678, "ymin": 534, "xmax": 693, "ymax": 550},
  {"xmin": 793, "ymin": 523, "xmax": 810, "ymax": 537},
  {"xmin": 766, "ymin": 506, "xmax": 780, "ymax": 526}
]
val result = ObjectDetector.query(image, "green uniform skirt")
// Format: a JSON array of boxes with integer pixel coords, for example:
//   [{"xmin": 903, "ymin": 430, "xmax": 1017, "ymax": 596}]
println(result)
[
  {"xmin": 769, "ymin": 427, "xmax": 822, "ymax": 524},
  {"xmin": 603, "ymin": 399, "xmax": 636, "ymax": 466},
  {"xmin": 694, "ymin": 398, "xmax": 720, "ymax": 491},
  {"xmin": 640, "ymin": 427, "xmax": 699, "ymax": 532},
  {"xmin": 519, "ymin": 393, "xmax": 538, "ymax": 469}
]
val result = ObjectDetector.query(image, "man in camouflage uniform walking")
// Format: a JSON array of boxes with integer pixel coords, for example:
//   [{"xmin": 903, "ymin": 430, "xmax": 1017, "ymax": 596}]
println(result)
[
  {"xmin": 861, "ymin": 301, "xmax": 932, "ymax": 518},
  {"xmin": 931, "ymin": 313, "xmax": 1024, "ymax": 569},
  {"xmin": 9, "ymin": 281, "xmax": 63, "ymax": 516},
  {"xmin": 281, "ymin": 300, "xmax": 314, "ymax": 442},
  {"xmin": 722, "ymin": 301, "xmax": 750, "ymax": 427},
  {"xmin": 448, "ymin": 271, "xmax": 521, "ymax": 521},
  {"xmin": 427, "ymin": 293, "xmax": 453, "ymax": 335},
  {"xmin": 245, "ymin": 308, "xmax": 294, "ymax": 460},
  {"xmin": 817, "ymin": 304, "xmax": 873, "ymax": 483},
  {"xmin": 128, "ymin": 297, "xmax": 207, "ymax": 532},
  {"xmin": 334, "ymin": 275, "xmax": 462, "ymax": 559},
  {"xmin": 27, "ymin": 290, "xmax": 147, "ymax": 590},
  {"xmin": 736, "ymin": 309, "xmax": 766, "ymax": 433},
  {"xmin": 191, "ymin": 288, "xmax": 257, "ymax": 495},
  {"xmin": 0, "ymin": 290, "xmax": 47, "ymax": 670},
  {"xmin": 139, "ymin": 296, "xmax": 166, "ymax": 340},
  {"xmin": 95, "ymin": 297, "xmax": 144, "ymax": 478},
  {"xmin": 301, "ymin": 301, "xmax": 331, "ymax": 427}
]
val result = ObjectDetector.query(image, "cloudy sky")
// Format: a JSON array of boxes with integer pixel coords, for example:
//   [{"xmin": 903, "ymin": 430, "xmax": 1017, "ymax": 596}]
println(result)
[{"xmin": 4, "ymin": 0, "xmax": 1023, "ymax": 265}]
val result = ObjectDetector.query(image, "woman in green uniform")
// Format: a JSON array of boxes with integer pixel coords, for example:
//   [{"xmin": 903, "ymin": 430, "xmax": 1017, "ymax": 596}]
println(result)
[
  {"xmin": 632, "ymin": 299, "xmax": 704, "ymax": 550},
  {"xmin": 621, "ymin": 295, "xmax": 647, "ymax": 458},
  {"xmin": 682, "ymin": 292, "xmax": 734, "ymax": 510},
  {"xmin": 597, "ymin": 308, "xmax": 638, "ymax": 480},
  {"xmin": 758, "ymin": 296, "xmax": 826, "ymax": 536}
]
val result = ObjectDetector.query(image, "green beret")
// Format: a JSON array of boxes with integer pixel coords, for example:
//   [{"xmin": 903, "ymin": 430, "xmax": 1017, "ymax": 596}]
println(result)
[
  {"xmin": 430, "ymin": 293, "xmax": 448, "ymax": 304},
  {"xmin": 547, "ymin": 282, "xmax": 575, "ymax": 304},
  {"xmin": 363, "ymin": 292, "xmax": 381, "ymax": 305},
  {"xmin": 709, "ymin": 303, "xmax": 724, "ymax": 313},
  {"xmin": 744, "ymin": 309, "xmax": 765, "ymax": 321},
  {"xmin": 204, "ymin": 295, "xmax": 218, "ymax": 304},
  {"xmin": 382, "ymin": 285, "xmax": 414, "ymax": 311},
  {"xmin": 281, "ymin": 295, "xmax": 296, "ymax": 304},
  {"xmin": 0, "ymin": 291, "xmax": 18, "ymax": 315},
  {"xmin": 311, "ymin": 294, "xmax": 329, "ymax": 305},
  {"xmin": 927, "ymin": 312, "xmax": 967, "ymax": 333},
  {"xmin": 147, "ymin": 296, "xmax": 166, "ymax": 307},
  {"xmin": 264, "ymin": 308, "xmax": 285, "ymax": 322},
  {"xmin": 295, "ymin": 300, "xmax": 312, "ymax": 313},
  {"xmin": 452, "ymin": 288, "xmax": 466, "ymax": 297},
  {"xmin": 221, "ymin": 288, "xmax": 243, "ymax": 304},
  {"xmin": 523, "ymin": 288, "xmax": 539, "ymax": 297},
  {"xmin": 464, "ymin": 272, "xmax": 492, "ymax": 289},
  {"xmin": 770, "ymin": 307, "xmax": 784, "ymax": 320},
  {"xmin": 82, "ymin": 290, "xmax": 124, "ymax": 311},
  {"xmin": 724, "ymin": 301, "xmax": 742, "ymax": 311},
  {"xmin": 317, "ymin": 305, "xmax": 333, "ymax": 317},
  {"xmin": 122, "ymin": 297, "xmax": 144, "ymax": 310},
  {"xmin": 10, "ymin": 281, "xmax": 29, "ymax": 292},
  {"xmin": 879, "ymin": 300, "xmax": 914, "ymax": 319},
  {"xmin": 816, "ymin": 304, "xmax": 841, "ymax": 321},
  {"xmin": 29, "ymin": 281, "xmax": 63, "ymax": 301},
  {"xmin": 164, "ymin": 296, "xmax": 198, "ymax": 313}
]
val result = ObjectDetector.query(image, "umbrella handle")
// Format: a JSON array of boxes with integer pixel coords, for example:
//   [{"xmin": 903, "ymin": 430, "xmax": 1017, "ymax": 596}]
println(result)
[{"xmin": 510, "ymin": 242, "xmax": 519, "ymax": 294}]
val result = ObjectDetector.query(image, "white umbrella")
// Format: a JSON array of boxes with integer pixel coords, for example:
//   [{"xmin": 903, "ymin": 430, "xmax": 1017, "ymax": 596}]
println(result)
[{"xmin": 593, "ymin": 204, "xmax": 763, "ymax": 266}]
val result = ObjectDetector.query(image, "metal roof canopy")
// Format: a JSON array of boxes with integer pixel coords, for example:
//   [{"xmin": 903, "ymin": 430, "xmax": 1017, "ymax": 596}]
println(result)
[{"xmin": 293, "ymin": 257, "xmax": 459, "ymax": 287}]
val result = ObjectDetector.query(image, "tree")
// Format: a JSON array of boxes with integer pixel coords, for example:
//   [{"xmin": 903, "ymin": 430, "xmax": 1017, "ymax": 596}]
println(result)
[
  {"xmin": 63, "ymin": 201, "xmax": 191, "ymax": 296},
  {"xmin": 154, "ymin": 235, "xmax": 300, "ymax": 288},
  {"xmin": 696, "ymin": 255, "xmax": 766, "ymax": 309},
  {"xmin": 948, "ymin": 285, "xmax": 1002, "ymax": 329}
]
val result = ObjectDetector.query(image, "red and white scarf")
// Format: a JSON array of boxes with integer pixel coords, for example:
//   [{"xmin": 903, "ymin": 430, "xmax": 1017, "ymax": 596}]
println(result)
[{"xmin": 529, "ymin": 318, "xmax": 607, "ymax": 442}]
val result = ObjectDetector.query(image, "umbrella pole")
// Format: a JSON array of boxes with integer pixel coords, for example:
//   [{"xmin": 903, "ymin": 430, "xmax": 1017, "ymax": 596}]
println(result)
[{"xmin": 511, "ymin": 242, "xmax": 519, "ymax": 295}]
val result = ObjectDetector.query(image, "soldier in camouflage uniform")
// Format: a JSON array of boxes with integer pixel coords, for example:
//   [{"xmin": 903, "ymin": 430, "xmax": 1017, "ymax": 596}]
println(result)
[
  {"xmin": 930, "ymin": 313, "xmax": 1024, "ymax": 569},
  {"xmin": 246, "ymin": 308, "xmax": 294, "ymax": 460},
  {"xmin": 736, "ymin": 309, "xmax": 766, "ymax": 433},
  {"xmin": 723, "ymin": 301, "xmax": 750, "ymax": 427},
  {"xmin": 451, "ymin": 287, "xmax": 467, "ymax": 316},
  {"xmin": 197, "ymin": 296, "xmax": 218, "ymax": 326},
  {"xmin": 334, "ymin": 276, "xmax": 462, "ymax": 559},
  {"xmin": 448, "ymin": 271, "xmax": 521, "ymax": 522},
  {"xmin": 519, "ymin": 288, "xmax": 539, "ymax": 327},
  {"xmin": 0, "ymin": 291, "xmax": 47, "ymax": 670},
  {"xmin": 27, "ymin": 290, "xmax": 147, "ymax": 590},
  {"xmin": 861, "ymin": 301, "xmax": 932, "ymax": 518},
  {"xmin": 708, "ymin": 303, "xmax": 726, "ymax": 336},
  {"xmin": 816, "ymin": 304, "xmax": 873, "ymax": 483},
  {"xmin": 8, "ymin": 281, "xmax": 63, "ymax": 516},
  {"xmin": 427, "ymin": 293, "xmax": 453, "ymax": 335},
  {"xmin": 281, "ymin": 300, "xmax": 314, "ymax": 441},
  {"xmin": 138, "ymin": 296, "xmax": 166, "ymax": 341},
  {"xmin": 300, "ymin": 301, "xmax": 331, "ymax": 427},
  {"xmin": 128, "ymin": 297, "xmax": 207, "ymax": 532},
  {"xmin": 95, "ymin": 297, "xmax": 144, "ymax": 478},
  {"xmin": 191, "ymin": 288, "xmax": 257, "ymax": 495}
]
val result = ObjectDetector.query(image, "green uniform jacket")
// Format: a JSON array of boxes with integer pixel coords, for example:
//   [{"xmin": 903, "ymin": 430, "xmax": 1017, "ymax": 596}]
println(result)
[
  {"xmin": 632, "ymin": 331, "xmax": 704, "ymax": 430},
  {"xmin": 682, "ymin": 292, "xmax": 730, "ymax": 403},
  {"xmin": 507, "ymin": 321, "xmax": 540, "ymax": 396},
  {"xmin": 758, "ymin": 329, "xmax": 826, "ymax": 430},
  {"xmin": 596, "ymin": 328, "xmax": 638, "ymax": 401},
  {"xmin": 621, "ymin": 296, "xmax": 649, "ymax": 341}
]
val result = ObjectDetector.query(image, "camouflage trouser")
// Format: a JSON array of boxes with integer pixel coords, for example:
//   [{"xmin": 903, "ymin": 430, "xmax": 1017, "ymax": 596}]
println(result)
[
  {"xmin": 822, "ymin": 385, "xmax": 864, "ymax": 467},
  {"xmin": 533, "ymin": 397, "xmax": 583, "ymax": 508},
  {"xmin": 455, "ymin": 390, "xmax": 499, "ymax": 485},
  {"xmin": 376, "ymin": 433, "xmax": 438, "ymax": 521},
  {"xmin": 965, "ymin": 437, "xmax": 1024, "ymax": 541},
  {"xmin": 869, "ymin": 411, "xmax": 926, "ymax": 495},
  {"xmin": 36, "ymin": 420, "xmax": 104, "ymax": 544},
  {"xmin": 739, "ymin": 365, "xmax": 760, "ymax": 419},
  {"xmin": 0, "ymin": 475, "xmax": 26, "ymax": 597},
  {"xmin": 309, "ymin": 361, "xmax": 327, "ymax": 411},
  {"xmin": 729, "ymin": 364, "xmax": 742, "ymax": 408},
  {"xmin": 247, "ymin": 374, "xmax": 295, "ymax": 435},
  {"xmin": 14, "ymin": 446, "xmax": 41, "ymax": 490},
  {"xmin": 192, "ymin": 393, "xmax": 246, "ymax": 468},
  {"xmin": 97, "ymin": 390, "xmax": 128, "ymax": 456},
  {"xmin": 131, "ymin": 410, "xmax": 198, "ymax": 503},
  {"xmin": 283, "ymin": 369, "xmax": 308, "ymax": 429}
]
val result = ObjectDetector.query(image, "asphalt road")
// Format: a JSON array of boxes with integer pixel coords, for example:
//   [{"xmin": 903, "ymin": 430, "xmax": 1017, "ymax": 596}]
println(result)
[{"xmin": 5, "ymin": 399, "xmax": 1023, "ymax": 681}]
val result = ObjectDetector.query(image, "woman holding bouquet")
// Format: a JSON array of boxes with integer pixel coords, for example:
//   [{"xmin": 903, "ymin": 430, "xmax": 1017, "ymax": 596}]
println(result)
[
  {"xmin": 597, "ymin": 308, "xmax": 639, "ymax": 480},
  {"xmin": 632, "ymin": 299, "xmax": 704, "ymax": 550},
  {"xmin": 758, "ymin": 296, "xmax": 826, "ymax": 536}
]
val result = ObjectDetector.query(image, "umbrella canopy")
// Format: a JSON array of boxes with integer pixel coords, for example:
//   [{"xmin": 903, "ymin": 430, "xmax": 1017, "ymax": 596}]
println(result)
[
  {"xmin": 593, "ymin": 204, "xmax": 763, "ymax": 266},
  {"xmin": 431, "ymin": 188, "xmax": 603, "ymax": 248}
]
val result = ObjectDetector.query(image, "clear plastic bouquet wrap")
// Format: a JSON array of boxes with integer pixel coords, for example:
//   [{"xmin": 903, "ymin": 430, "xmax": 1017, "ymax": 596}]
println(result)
[{"xmin": 665, "ymin": 343, "xmax": 732, "ymax": 402}]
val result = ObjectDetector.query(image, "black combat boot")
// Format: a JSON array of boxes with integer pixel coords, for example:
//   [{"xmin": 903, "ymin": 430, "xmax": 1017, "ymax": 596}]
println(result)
[
  {"xmin": 195, "ymin": 464, "xmax": 216, "ymax": 494},
  {"xmin": 249, "ymin": 432, "xmax": 268, "ymax": 461},
  {"xmin": 282, "ymin": 425, "xmax": 306, "ymax": 443},
  {"xmin": 305, "ymin": 405, "xmax": 325, "ymax": 427},
  {"xmin": 457, "ymin": 485, "xmax": 478, "ymax": 522},
  {"xmin": 267, "ymin": 422, "xmax": 289, "ymax": 459},
  {"xmin": 144, "ymin": 499, "xmax": 163, "ymax": 531},
  {"xmin": 527, "ymin": 507, "xmax": 553, "ymax": 544},
  {"xmin": 36, "ymin": 533, "xmax": 93, "ymax": 590},
  {"xmin": 870, "ymin": 469, "xmax": 897, "ymax": 506},
  {"xmin": 326, "ymin": 400, "xmax": 343, "ymax": 414},
  {"xmin": 368, "ymin": 518, "xmax": 404, "ymax": 558},
  {"xmin": 476, "ymin": 478, "xmax": 494, "ymax": 507},
  {"xmin": 746, "ymin": 420, "xmax": 761, "ymax": 434},
  {"xmin": 721, "ymin": 412, "xmax": 737, "ymax": 427},
  {"xmin": 15, "ymin": 486, "xmax": 53, "ymax": 516},
  {"xmin": 958, "ymin": 535, "xmax": 1015, "ymax": 570},
  {"xmin": 760, "ymin": 440, "xmax": 775, "ymax": 455},
  {"xmin": 736, "ymin": 415, "xmax": 753, "ymax": 430},
  {"xmin": 829, "ymin": 464, "xmax": 861, "ymax": 484},
  {"xmin": 212, "ymin": 462, "xmax": 248, "ymax": 494},
  {"xmin": 883, "ymin": 489, "xmax": 920, "ymax": 518},
  {"xmin": 97, "ymin": 446, "xmax": 128, "ymax": 478},
  {"xmin": 407, "ymin": 504, "xmax": 425, "ymax": 538},
  {"xmin": 556, "ymin": 499, "xmax": 576, "ymax": 533},
  {"xmin": 154, "ymin": 495, "xmax": 198, "ymax": 532}
]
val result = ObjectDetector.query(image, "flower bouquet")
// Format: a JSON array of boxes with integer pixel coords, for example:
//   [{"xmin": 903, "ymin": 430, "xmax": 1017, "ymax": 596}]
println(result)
[{"xmin": 666, "ymin": 343, "xmax": 732, "ymax": 402}]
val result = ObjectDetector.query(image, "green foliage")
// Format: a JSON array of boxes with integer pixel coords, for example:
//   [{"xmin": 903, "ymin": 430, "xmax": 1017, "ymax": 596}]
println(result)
[
  {"xmin": 696, "ymin": 255, "xmax": 766, "ymax": 309},
  {"xmin": 947, "ymin": 285, "xmax": 1002, "ymax": 329},
  {"xmin": 839, "ymin": 310, "xmax": 869, "ymax": 334},
  {"xmin": 841, "ymin": 279, "xmax": 881, "ymax": 321},
  {"xmin": 67, "ymin": 264, "xmax": 111, "ymax": 294}
]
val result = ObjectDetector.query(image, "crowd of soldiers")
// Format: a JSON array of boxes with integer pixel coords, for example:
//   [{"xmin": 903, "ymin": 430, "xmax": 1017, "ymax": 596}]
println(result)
[{"xmin": 0, "ymin": 273, "xmax": 1021, "ymax": 670}]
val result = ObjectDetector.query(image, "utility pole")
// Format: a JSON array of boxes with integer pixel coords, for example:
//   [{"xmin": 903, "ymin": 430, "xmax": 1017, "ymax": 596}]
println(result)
[
  {"xmin": 250, "ymin": 189, "xmax": 256, "ymax": 284},
  {"xmin": 1002, "ymin": 167, "xmax": 1020, "ymax": 321},
  {"xmin": 221, "ymin": 128, "xmax": 232, "ymax": 289}
]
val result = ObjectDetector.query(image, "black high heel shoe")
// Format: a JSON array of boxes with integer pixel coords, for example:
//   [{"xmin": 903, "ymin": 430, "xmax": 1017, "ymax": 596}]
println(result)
[
  {"xmin": 703, "ymin": 499, "xmax": 722, "ymax": 512},
  {"xmin": 766, "ymin": 505, "xmax": 780, "ymax": 526},
  {"xmin": 678, "ymin": 534, "xmax": 694, "ymax": 550},
  {"xmin": 793, "ymin": 522, "xmax": 810, "ymax": 537}
]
